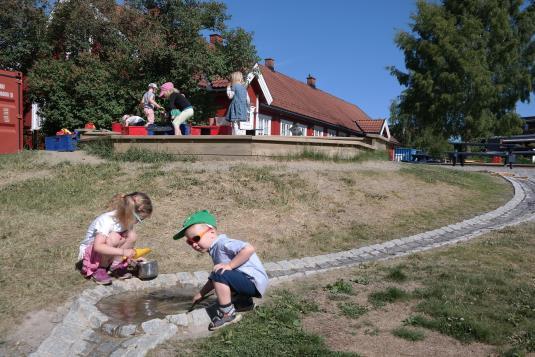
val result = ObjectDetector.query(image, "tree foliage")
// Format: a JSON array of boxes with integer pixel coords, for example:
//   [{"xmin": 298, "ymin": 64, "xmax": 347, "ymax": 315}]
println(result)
[
  {"xmin": 3, "ymin": 0, "xmax": 259, "ymax": 134},
  {"xmin": 0, "ymin": 0, "xmax": 50, "ymax": 73},
  {"xmin": 390, "ymin": 0, "xmax": 535, "ymax": 147}
]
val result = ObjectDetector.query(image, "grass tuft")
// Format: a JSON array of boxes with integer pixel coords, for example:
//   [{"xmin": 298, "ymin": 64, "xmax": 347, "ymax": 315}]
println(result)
[
  {"xmin": 324, "ymin": 279, "xmax": 354, "ymax": 295},
  {"xmin": 338, "ymin": 302, "xmax": 368, "ymax": 319},
  {"xmin": 386, "ymin": 266, "xmax": 408, "ymax": 282},
  {"xmin": 392, "ymin": 326, "xmax": 425, "ymax": 341},
  {"xmin": 368, "ymin": 287, "xmax": 409, "ymax": 307}
]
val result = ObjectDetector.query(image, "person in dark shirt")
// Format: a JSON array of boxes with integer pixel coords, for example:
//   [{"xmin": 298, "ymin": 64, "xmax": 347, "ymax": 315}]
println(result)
[{"xmin": 159, "ymin": 82, "xmax": 194, "ymax": 136}]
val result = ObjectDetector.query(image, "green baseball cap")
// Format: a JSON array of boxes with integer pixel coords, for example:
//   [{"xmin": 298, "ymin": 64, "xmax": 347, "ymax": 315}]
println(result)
[{"xmin": 173, "ymin": 210, "xmax": 217, "ymax": 240}]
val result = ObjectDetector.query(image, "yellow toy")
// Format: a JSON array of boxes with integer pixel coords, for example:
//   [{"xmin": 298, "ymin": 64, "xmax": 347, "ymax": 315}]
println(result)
[{"xmin": 123, "ymin": 247, "xmax": 152, "ymax": 260}]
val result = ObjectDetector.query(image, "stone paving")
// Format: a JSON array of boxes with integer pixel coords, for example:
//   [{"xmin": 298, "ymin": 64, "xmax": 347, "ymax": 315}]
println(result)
[{"xmin": 31, "ymin": 172, "xmax": 535, "ymax": 357}]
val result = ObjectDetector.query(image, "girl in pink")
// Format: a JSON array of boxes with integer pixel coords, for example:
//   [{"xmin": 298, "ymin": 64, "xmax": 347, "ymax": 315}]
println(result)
[{"xmin": 78, "ymin": 192, "xmax": 153, "ymax": 285}]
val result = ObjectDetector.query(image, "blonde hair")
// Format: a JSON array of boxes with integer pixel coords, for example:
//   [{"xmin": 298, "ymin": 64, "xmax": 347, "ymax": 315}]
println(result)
[
  {"xmin": 109, "ymin": 192, "xmax": 153, "ymax": 229},
  {"xmin": 230, "ymin": 71, "xmax": 244, "ymax": 85}
]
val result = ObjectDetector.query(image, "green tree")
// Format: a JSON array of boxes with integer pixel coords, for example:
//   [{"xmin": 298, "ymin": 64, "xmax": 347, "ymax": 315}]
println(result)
[
  {"xmin": 0, "ymin": 0, "xmax": 50, "ymax": 73},
  {"xmin": 25, "ymin": 0, "xmax": 258, "ymax": 134},
  {"xmin": 390, "ymin": 0, "xmax": 535, "ymax": 145}
]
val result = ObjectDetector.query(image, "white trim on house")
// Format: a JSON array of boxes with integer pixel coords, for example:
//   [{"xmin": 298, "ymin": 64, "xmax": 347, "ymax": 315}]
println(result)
[
  {"xmin": 380, "ymin": 121, "xmax": 391, "ymax": 139},
  {"xmin": 250, "ymin": 63, "xmax": 273, "ymax": 105},
  {"xmin": 313, "ymin": 126, "xmax": 323, "ymax": 137}
]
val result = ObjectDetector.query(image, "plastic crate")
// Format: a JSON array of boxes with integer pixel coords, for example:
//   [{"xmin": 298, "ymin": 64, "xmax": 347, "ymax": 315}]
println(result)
[
  {"xmin": 111, "ymin": 122, "xmax": 122, "ymax": 133},
  {"xmin": 190, "ymin": 126, "xmax": 201, "ymax": 135},
  {"xmin": 190, "ymin": 125, "xmax": 219, "ymax": 135},
  {"xmin": 45, "ymin": 134, "xmax": 78, "ymax": 151},
  {"xmin": 122, "ymin": 126, "xmax": 147, "ymax": 136},
  {"xmin": 217, "ymin": 126, "xmax": 232, "ymax": 135}
]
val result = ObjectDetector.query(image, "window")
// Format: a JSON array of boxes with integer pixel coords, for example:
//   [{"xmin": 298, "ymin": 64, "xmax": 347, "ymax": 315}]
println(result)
[
  {"xmin": 313, "ymin": 126, "xmax": 323, "ymax": 137},
  {"xmin": 338, "ymin": 132, "xmax": 348, "ymax": 137},
  {"xmin": 258, "ymin": 114, "xmax": 271, "ymax": 136},
  {"xmin": 280, "ymin": 119, "xmax": 293, "ymax": 136},
  {"xmin": 327, "ymin": 129, "xmax": 337, "ymax": 137},
  {"xmin": 295, "ymin": 123, "xmax": 307, "ymax": 136}
]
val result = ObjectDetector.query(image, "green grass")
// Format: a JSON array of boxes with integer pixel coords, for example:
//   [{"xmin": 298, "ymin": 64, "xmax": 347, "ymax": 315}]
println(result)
[
  {"xmin": 324, "ymin": 279, "xmax": 354, "ymax": 295},
  {"xmin": 392, "ymin": 326, "xmax": 425, "ymax": 341},
  {"xmin": 0, "ymin": 150, "xmax": 48, "ymax": 171},
  {"xmin": 351, "ymin": 276, "xmax": 370, "ymax": 285},
  {"xmin": 398, "ymin": 224, "xmax": 535, "ymax": 354},
  {"xmin": 400, "ymin": 165, "xmax": 496, "ymax": 189},
  {"xmin": 180, "ymin": 291, "xmax": 358, "ymax": 357},
  {"xmin": 386, "ymin": 266, "xmax": 408, "ymax": 282},
  {"xmin": 368, "ymin": 287, "xmax": 410, "ymax": 307},
  {"xmin": 0, "ymin": 162, "xmax": 121, "ymax": 211},
  {"xmin": 338, "ymin": 302, "xmax": 368, "ymax": 319},
  {"xmin": 278, "ymin": 148, "xmax": 388, "ymax": 163},
  {"xmin": 81, "ymin": 138, "xmax": 195, "ymax": 163}
]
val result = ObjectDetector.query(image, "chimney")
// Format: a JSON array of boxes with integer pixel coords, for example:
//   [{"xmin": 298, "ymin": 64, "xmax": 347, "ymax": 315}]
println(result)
[
  {"xmin": 209, "ymin": 34, "xmax": 223, "ymax": 45},
  {"xmin": 307, "ymin": 74, "xmax": 316, "ymax": 88},
  {"xmin": 265, "ymin": 58, "xmax": 275, "ymax": 71}
]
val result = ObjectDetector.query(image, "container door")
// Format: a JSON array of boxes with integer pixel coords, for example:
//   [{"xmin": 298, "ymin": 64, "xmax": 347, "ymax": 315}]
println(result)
[{"xmin": 0, "ymin": 70, "xmax": 23, "ymax": 154}]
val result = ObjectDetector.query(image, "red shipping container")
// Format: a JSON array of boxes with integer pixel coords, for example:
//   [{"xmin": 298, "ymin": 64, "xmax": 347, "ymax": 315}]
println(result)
[
  {"xmin": 122, "ymin": 126, "xmax": 147, "ymax": 135},
  {"xmin": 0, "ymin": 70, "xmax": 23, "ymax": 154},
  {"xmin": 111, "ymin": 122, "xmax": 122, "ymax": 133}
]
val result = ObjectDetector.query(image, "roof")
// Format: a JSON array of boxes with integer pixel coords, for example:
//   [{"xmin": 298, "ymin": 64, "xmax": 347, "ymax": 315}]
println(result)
[
  {"xmin": 259, "ymin": 65, "xmax": 382, "ymax": 134},
  {"xmin": 357, "ymin": 119, "xmax": 385, "ymax": 134}
]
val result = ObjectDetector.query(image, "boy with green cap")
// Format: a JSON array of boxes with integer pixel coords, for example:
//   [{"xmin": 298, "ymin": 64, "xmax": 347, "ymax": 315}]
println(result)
[{"xmin": 174, "ymin": 210, "xmax": 269, "ymax": 330}]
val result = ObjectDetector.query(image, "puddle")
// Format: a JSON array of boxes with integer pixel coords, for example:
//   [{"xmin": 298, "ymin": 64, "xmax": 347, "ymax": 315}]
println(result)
[{"xmin": 96, "ymin": 287, "xmax": 216, "ymax": 325}]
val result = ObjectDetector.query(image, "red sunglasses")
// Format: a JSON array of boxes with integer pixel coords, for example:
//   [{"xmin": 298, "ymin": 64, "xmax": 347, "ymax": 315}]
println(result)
[{"xmin": 186, "ymin": 227, "xmax": 211, "ymax": 246}]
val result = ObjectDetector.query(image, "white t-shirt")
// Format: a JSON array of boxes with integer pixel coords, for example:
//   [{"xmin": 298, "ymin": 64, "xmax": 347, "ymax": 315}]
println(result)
[{"xmin": 78, "ymin": 211, "xmax": 125, "ymax": 259}]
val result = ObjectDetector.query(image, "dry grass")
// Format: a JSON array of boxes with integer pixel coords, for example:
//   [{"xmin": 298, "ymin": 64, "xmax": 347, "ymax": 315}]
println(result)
[{"xmin": 0, "ymin": 151, "xmax": 512, "ymax": 340}]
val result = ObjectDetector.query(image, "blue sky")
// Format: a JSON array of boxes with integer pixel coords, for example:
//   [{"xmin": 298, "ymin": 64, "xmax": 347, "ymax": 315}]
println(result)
[{"xmin": 221, "ymin": 0, "xmax": 534, "ymax": 120}]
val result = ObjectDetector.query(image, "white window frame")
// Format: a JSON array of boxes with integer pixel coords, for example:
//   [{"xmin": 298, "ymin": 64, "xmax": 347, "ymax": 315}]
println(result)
[
  {"xmin": 327, "ymin": 129, "xmax": 337, "ymax": 137},
  {"xmin": 280, "ymin": 119, "xmax": 293, "ymax": 136},
  {"xmin": 313, "ymin": 126, "xmax": 323, "ymax": 137},
  {"xmin": 258, "ymin": 114, "xmax": 272, "ymax": 136}
]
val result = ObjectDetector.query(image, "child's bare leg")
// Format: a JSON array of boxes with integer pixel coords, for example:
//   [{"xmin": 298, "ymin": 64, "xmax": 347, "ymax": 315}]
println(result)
[
  {"xmin": 106, "ymin": 231, "xmax": 137, "ymax": 268},
  {"xmin": 213, "ymin": 281, "xmax": 232, "ymax": 306}
]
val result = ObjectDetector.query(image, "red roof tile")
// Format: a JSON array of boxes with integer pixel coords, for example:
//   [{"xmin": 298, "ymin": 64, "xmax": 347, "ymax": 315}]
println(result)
[
  {"xmin": 357, "ymin": 119, "xmax": 385, "ymax": 134},
  {"xmin": 259, "ymin": 65, "xmax": 383, "ymax": 134}
]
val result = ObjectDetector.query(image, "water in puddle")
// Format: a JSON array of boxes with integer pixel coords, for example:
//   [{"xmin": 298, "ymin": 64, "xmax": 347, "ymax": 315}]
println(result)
[{"xmin": 96, "ymin": 287, "xmax": 216, "ymax": 325}]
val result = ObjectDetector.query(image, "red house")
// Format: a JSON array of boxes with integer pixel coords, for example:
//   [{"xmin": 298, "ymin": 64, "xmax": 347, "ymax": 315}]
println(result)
[{"xmin": 203, "ymin": 57, "xmax": 391, "ymax": 139}]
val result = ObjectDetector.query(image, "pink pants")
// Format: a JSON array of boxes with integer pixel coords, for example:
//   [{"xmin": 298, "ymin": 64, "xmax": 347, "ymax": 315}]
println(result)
[{"xmin": 80, "ymin": 244, "xmax": 128, "ymax": 277}]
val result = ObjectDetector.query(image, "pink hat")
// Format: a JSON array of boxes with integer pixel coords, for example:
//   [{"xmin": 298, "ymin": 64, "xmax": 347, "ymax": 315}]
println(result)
[{"xmin": 159, "ymin": 82, "xmax": 174, "ymax": 97}]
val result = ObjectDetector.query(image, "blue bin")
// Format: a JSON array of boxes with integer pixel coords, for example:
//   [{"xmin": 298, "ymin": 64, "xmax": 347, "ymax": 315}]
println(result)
[
  {"xmin": 45, "ymin": 135, "xmax": 78, "ymax": 151},
  {"xmin": 147, "ymin": 125, "xmax": 174, "ymax": 135},
  {"xmin": 180, "ymin": 123, "xmax": 190, "ymax": 135}
]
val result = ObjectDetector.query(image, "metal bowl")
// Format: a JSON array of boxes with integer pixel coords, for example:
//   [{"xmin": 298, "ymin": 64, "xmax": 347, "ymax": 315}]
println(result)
[{"xmin": 137, "ymin": 260, "xmax": 158, "ymax": 280}]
